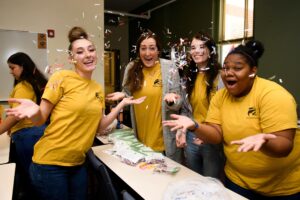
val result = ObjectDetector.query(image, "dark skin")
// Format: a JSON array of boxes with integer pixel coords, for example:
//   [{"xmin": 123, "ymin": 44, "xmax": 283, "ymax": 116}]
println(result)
[{"xmin": 163, "ymin": 53, "xmax": 295, "ymax": 158}]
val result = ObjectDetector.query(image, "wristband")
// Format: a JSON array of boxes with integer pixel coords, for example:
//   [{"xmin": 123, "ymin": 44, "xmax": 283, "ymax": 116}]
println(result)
[{"xmin": 189, "ymin": 120, "xmax": 199, "ymax": 132}]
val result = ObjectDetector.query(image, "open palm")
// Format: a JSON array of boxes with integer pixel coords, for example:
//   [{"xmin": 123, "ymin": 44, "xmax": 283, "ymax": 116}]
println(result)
[{"xmin": 6, "ymin": 98, "xmax": 39, "ymax": 119}]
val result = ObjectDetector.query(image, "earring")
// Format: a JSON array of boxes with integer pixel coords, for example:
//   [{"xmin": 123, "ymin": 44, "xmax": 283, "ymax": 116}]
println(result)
[
  {"xmin": 249, "ymin": 73, "xmax": 256, "ymax": 78},
  {"xmin": 71, "ymin": 59, "xmax": 77, "ymax": 64}
]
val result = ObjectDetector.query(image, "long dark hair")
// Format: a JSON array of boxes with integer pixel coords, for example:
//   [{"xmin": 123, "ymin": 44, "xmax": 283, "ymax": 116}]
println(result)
[
  {"xmin": 7, "ymin": 52, "xmax": 48, "ymax": 104},
  {"xmin": 124, "ymin": 31, "xmax": 162, "ymax": 93},
  {"xmin": 180, "ymin": 32, "xmax": 221, "ymax": 102}
]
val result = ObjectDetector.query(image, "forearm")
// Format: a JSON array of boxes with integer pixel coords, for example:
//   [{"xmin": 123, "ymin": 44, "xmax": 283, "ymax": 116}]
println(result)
[
  {"xmin": 193, "ymin": 123, "xmax": 222, "ymax": 144},
  {"xmin": 29, "ymin": 109, "xmax": 46, "ymax": 126},
  {"xmin": 0, "ymin": 116, "xmax": 18, "ymax": 135},
  {"xmin": 97, "ymin": 101, "xmax": 124, "ymax": 132},
  {"xmin": 261, "ymin": 134, "xmax": 294, "ymax": 157}
]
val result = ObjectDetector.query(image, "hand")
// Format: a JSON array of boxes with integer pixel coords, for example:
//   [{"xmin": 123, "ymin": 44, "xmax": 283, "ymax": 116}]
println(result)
[
  {"xmin": 231, "ymin": 133, "xmax": 277, "ymax": 152},
  {"xmin": 162, "ymin": 114, "xmax": 195, "ymax": 133},
  {"xmin": 5, "ymin": 98, "xmax": 39, "ymax": 120},
  {"xmin": 164, "ymin": 93, "xmax": 180, "ymax": 105},
  {"xmin": 176, "ymin": 129, "xmax": 187, "ymax": 148},
  {"xmin": 120, "ymin": 96, "xmax": 146, "ymax": 107},
  {"xmin": 193, "ymin": 138, "xmax": 204, "ymax": 145},
  {"xmin": 106, "ymin": 92, "xmax": 126, "ymax": 102}
]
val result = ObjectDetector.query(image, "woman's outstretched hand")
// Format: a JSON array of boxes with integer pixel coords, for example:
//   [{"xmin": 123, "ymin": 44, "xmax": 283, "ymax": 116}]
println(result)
[
  {"xmin": 120, "ymin": 96, "xmax": 146, "ymax": 107},
  {"xmin": 5, "ymin": 98, "xmax": 39, "ymax": 120},
  {"xmin": 162, "ymin": 114, "xmax": 195, "ymax": 133},
  {"xmin": 231, "ymin": 133, "xmax": 277, "ymax": 152},
  {"xmin": 106, "ymin": 92, "xmax": 126, "ymax": 102}
]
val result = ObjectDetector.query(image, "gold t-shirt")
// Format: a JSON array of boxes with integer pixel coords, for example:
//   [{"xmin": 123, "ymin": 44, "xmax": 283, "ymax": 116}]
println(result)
[
  {"xmin": 206, "ymin": 77, "xmax": 300, "ymax": 196},
  {"xmin": 10, "ymin": 81, "xmax": 36, "ymax": 134},
  {"xmin": 190, "ymin": 73, "xmax": 218, "ymax": 122},
  {"xmin": 33, "ymin": 70, "xmax": 104, "ymax": 166},
  {"xmin": 133, "ymin": 63, "xmax": 164, "ymax": 152}
]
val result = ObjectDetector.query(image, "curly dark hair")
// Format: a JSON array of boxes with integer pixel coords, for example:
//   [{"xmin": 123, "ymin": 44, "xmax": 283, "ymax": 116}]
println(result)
[{"xmin": 227, "ymin": 40, "xmax": 264, "ymax": 68}]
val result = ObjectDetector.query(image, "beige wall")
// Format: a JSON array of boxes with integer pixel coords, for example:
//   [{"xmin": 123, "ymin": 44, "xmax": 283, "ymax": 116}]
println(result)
[{"xmin": 0, "ymin": 0, "xmax": 104, "ymax": 85}]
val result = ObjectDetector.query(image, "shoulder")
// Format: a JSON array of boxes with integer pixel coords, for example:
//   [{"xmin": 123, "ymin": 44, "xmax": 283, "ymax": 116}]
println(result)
[
  {"xmin": 255, "ymin": 77, "xmax": 294, "ymax": 98},
  {"xmin": 159, "ymin": 58, "xmax": 173, "ymax": 67},
  {"xmin": 14, "ymin": 81, "xmax": 33, "ymax": 91}
]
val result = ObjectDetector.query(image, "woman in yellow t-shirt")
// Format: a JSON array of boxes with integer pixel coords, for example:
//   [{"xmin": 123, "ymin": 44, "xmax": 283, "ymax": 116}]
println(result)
[
  {"xmin": 0, "ymin": 52, "xmax": 47, "ymax": 199},
  {"xmin": 177, "ymin": 32, "xmax": 224, "ymax": 178},
  {"xmin": 6, "ymin": 27, "xmax": 145, "ymax": 200},
  {"xmin": 106, "ymin": 31, "xmax": 183, "ymax": 163},
  {"xmin": 163, "ymin": 40, "xmax": 300, "ymax": 199}
]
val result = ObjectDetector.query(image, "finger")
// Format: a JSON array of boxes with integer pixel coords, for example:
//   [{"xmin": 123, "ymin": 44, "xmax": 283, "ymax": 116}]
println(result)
[
  {"xmin": 264, "ymin": 134, "xmax": 277, "ymax": 140},
  {"xmin": 231, "ymin": 140, "xmax": 244, "ymax": 145},
  {"xmin": 7, "ymin": 98, "xmax": 22, "ymax": 104},
  {"xmin": 169, "ymin": 114, "xmax": 180, "ymax": 120},
  {"xmin": 253, "ymin": 143, "xmax": 263, "ymax": 152}
]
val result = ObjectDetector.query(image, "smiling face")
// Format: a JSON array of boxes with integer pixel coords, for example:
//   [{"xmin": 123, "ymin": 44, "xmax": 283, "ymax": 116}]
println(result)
[
  {"xmin": 8, "ymin": 63, "xmax": 23, "ymax": 80},
  {"xmin": 190, "ymin": 38, "xmax": 210, "ymax": 67},
  {"xmin": 70, "ymin": 38, "xmax": 97, "ymax": 78},
  {"xmin": 221, "ymin": 53, "xmax": 257, "ymax": 97},
  {"xmin": 139, "ymin": 37, "xmax": 159, "ymax": 68}
]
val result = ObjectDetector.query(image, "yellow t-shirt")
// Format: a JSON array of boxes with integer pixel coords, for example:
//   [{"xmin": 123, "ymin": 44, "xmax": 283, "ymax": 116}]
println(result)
[
  {"xmin": 10, "ymin": 81, "xmax": 36, "ymax": 134},
  {"xmin": 133, "ymin": 63, "xmax": 164, "ymax": 152},
  {"xmin": 33, "ymin": 70, "xmax": 104, "ymax": 166},
  {"xmin": 190, "ymin": 73, "xmax": 218, "ymax": 122},
  {"xmin": 206, "ymin": 77, "xmax": 300, "ymax": 196}
]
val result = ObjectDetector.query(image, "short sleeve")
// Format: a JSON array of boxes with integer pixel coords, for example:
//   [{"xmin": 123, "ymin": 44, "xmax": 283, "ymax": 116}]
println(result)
[
  {"xmin": 259, "ymin": 89, "xmax": 297, "ymax": 133},
  {"xmin": 205, "ymin": 90, "xmax": 223, "ymax": 125},
  {"xmin": 42, "ymin": 71, "xmax": 64, "ymax": 105}
]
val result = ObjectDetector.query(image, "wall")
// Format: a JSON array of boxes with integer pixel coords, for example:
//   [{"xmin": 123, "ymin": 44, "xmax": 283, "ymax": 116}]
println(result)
[
  {"xmin": 0, "ymin": 0, "xmax": 104, "ymax": 86},
  {"xmin": 128, "ymin": 0, "xmax": 214, "ymax": 54},
  {"xmin": 254, "ymin": 0, "xmax": 300, "ymax": 104},
  {"xmin": 0, "ymin": 30, "xmax": 48, "ymax": 98}
]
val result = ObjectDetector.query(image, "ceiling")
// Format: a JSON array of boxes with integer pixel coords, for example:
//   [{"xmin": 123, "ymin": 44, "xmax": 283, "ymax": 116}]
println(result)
[{"xmin": 104, "ymin": 0, "xmax": 152, "ymax": 13}]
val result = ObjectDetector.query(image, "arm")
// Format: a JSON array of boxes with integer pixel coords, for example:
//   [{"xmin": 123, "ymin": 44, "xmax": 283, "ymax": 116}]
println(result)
[
  {"xmin": 97, "ymin": 96, "xmax": 145, "ymax": 133},
  {"xmin": 162, "ymin": 114, "xmax": 223, "ymax": 144},
  {"xmin": 231, "ymin": 129, "xmax": 295, "ymax": 157},
  {"xmin": 5, "ymin": 98, "xmax": 54, "ymax": 126},
  {"xmin": 0, "ymin": 116, "xmax": 18, "ymax": 135}
]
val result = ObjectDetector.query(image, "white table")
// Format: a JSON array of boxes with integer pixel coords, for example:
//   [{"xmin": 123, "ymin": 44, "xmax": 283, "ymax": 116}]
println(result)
[
  {"xmin": 0, "ymin": 163, "xmax": 16, "ymax": 200},
  {"xmin": 92, "ymin": 144, "xmax": 248, "ymax": 200},
  {"xmin": 0, "ymin": 133, "xmax": 11, "ymax": 164}
]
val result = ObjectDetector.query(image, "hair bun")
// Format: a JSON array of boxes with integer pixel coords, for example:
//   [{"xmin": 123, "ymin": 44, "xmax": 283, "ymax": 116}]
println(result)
[
  {"xmin": 68, "ymin": 26, "xmax": 88, "ymax": 43},
  {"xmin": 245, "ymin": 40, "xmax": 264, "ymax": 60}
]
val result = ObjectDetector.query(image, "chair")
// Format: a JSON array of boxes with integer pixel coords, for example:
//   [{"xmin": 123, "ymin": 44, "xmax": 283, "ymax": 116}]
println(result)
[{"xmin": 86, "ymin": 149, "xmax": 136, "ymax": 200}]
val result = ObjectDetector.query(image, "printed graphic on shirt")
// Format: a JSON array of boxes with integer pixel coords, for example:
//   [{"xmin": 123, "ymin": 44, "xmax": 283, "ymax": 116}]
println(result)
[
  {"xmin": 247, "ymin": 107, "xmax": 257, "ymax": 117},
  {"xmin": 95, "ymin": 92, "xmax": 104, "ymax": 103},
  {"xmin": 153, "ymin": 79, "xmax": 162, "ymax": 87}
]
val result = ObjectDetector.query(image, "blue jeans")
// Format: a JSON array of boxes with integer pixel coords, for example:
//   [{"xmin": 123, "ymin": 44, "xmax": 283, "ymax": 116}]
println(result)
[
  {"xmin": 185, "ymin": 131, "xmax": 224, "ymax": 179},
  {"xmin": 29, "ymin": 163, "xmax": 88, "ymax": 200},
  {"xmin": 225, "ymin": 176, "xmax": 300, "ymax": 200},
  {"xmin": 11, "ymin": 125, "xmax": 46, "ymax": 173}
]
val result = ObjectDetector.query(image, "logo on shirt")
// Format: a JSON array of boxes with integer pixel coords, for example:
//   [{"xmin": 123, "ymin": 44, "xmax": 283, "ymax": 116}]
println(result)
[
  {"xmin": 95, "ymin": 92, "xmax": 103, "ymax": 103},
  {"xmin": 247, "ymin": 107, "xmax": 257, "ymax": 117},
  {"xmin": 153, "ymin": 79, "xmax": 162, "ymax": 87}
]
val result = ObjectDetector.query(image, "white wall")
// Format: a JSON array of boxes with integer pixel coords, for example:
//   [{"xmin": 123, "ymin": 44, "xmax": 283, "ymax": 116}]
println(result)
[
  {"xmin": 0, "ymin": 0, "xmax": 104, "ymax": 97},
  {"xmin": 0, "ymin": 30, "xmax": 48, "ymax": 99}
]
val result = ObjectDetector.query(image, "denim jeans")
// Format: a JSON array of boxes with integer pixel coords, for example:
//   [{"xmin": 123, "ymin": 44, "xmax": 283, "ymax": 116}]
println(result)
[
  {"xmin": 29, "ymin": 163, "xmax": 88, "ymax": 200},
  {"xmin": 225, "ymin": 176, "xmax": 300, "ymax": 200},
  {"xmin": 11, "ymin": 124, "xmax": 46, "ymax": 200},
  {"xmin": 11, "ymin": 125, "xmax": 46, "ymax": 173},
  {"xmin": 185, "ymin": 131, "xmax": 224, "ymax": 179}
]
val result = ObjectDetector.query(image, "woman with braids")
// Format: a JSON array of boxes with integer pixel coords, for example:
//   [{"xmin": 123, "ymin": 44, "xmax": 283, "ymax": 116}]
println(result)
[
  {"xmin": 106, "ymin": 31, "xmax": 183, "ymax": 163},
  {"xmin": 6, "ymin": 27, "xmax": 145, "ymax": 200},
  {"xmin": 164, "ymin": 40, "xmax": 300, "ymax": 199},
  {"xmin": 0, "ymin": 52, "xmax": 47, "ymax": 199},
  {"xmin": 177, "ymin": 32, "xmax": 224, "ymax": 178}
]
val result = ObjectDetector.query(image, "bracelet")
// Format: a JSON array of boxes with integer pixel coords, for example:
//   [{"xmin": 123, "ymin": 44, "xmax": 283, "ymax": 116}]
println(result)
[{"xmin": 189, "ymin": 120, "xmax": 199, "ymax": 132}]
